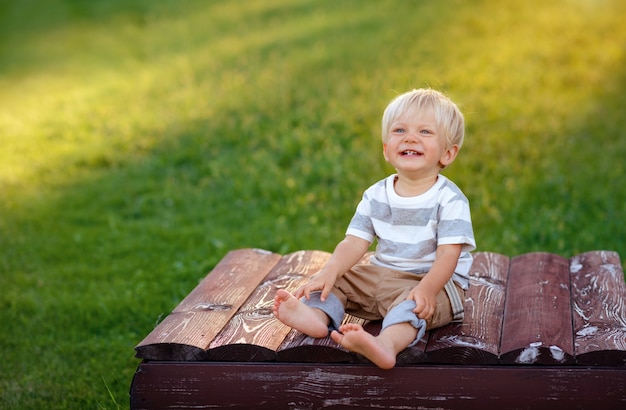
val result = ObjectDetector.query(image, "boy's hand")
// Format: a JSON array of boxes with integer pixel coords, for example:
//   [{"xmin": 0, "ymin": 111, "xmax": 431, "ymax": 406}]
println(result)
[
  {"xmin": 407, "ymin": 285, "xmax": 436, "ymax": 322},
  {"xmin": 293, "ymin": 234, "xmax": 369, "ymax": 303},
  {"xmin": 294, "ymin": 269, "xmax": 337, "ymax": 302},
  {"xmin": 407, "ymin": 244, "xmax": 462, "ymax": 322}
]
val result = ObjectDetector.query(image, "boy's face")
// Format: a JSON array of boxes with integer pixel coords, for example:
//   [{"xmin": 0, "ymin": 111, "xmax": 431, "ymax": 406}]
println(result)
[{"xmin": 383, "ymin": 109, "xmax": 458, "ymax": 178}]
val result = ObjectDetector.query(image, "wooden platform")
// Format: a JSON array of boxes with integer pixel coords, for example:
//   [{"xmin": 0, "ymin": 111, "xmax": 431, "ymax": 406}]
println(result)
[{"xmin": 131, "ymin": 249, "xmax": 626, "ymax": 409}]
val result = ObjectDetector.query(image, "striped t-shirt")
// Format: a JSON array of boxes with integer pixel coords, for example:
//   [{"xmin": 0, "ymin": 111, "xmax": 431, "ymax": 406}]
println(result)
[{"xmin": 346, "ymin": 174, "xmax": 476, "ymax": 289}]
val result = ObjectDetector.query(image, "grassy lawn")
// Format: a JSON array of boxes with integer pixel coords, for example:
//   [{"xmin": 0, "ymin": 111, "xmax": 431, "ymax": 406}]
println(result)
[{"xmin": 1, "ymin": 0, "xmax": 625, "ymax": 408}]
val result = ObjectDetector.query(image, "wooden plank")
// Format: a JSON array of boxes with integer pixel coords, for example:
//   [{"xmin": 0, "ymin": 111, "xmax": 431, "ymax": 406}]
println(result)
[
  {"xmin": 425, "ymin": 252, "xmax": 509, "ymax": 364},
  {"xmin": 130, "ymin": 361, "xmax": 626, "ymax": 410},
  {"xmin": 500, "ymin": 253, "xmax": 575, "ymax": 364},
  {"xmin": 207, "ymin": 250, "xmax": 331, "ymax": 361},
  {"xmin": 134, "ymin": 248, "xmax": 282, "ymax": 360},
  {"xmin": 570, "ymin": 250, "xmax": 626, "ymax": 365}
]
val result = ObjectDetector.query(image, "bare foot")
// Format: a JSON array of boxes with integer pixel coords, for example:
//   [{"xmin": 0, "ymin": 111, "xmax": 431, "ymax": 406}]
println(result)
[
  {"xmin": 331, "ymin": 323, "xmax": 397, "ymax": 369},
  {"xmin": 273, "ymin": 289, "xmax": 329, "ymax": 338}
]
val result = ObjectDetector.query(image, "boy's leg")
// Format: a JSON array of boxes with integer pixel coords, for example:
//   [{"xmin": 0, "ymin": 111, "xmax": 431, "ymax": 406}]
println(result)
[
  {"xmin": 381, "ymin": 299, "xmax": 427, "ymax": 343},
  {"xmin": 330, "ymin": 298, "xmax": 423, "ymax": 369},
  {"xmin": 378, "ymin": 269, "xmax": 465, "ymax": 335},
  {"xmin": 376, "ymin": 281, "xmax": 462, "ymax": 348},
  {"xmin": 272, "ymin": 289, "xmax": 344, "ymax": 339},
  {"xmin": 331, "ymin": 266, "xmax": 464, "ymax": 368},
  {"xmin": 276, "ymin": 263, "xmax": 383, "ymax": 339}
]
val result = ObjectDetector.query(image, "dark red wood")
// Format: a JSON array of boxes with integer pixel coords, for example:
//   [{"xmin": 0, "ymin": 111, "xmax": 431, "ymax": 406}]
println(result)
[
  {"xmin": 130, "ymin": 361, "xmax": 626, "ymax": 410},
  {"xmin": 278, "ymin": 339, "xmax": 354, "ymax": 363},
  {"xmin": 205, "ymin": 343, "xmax": 277, "ymax": 362},
  {"xmin": 426, "ymin": 252, "xmax": 509, "ymax": 364},
  {"xmin": 570, "ymin": 250, "xmax": 626, "ymax": 366},
  {"xmin": 500, "ymin": 253, "xmax": 575, "ymax": 364}
]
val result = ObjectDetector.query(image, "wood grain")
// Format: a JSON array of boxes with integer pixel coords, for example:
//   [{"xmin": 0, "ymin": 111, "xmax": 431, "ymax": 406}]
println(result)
[
  {"xmin": 426, "ymin": 252, "xmax": 510, "ymax": 364},
  {"xmin": 500, "ymin": 253, "xmax": 575, "ymax": 364},
  {"xmin": 570, "ymin": 250, "xmax": 626, "ymax": 365},
  {"xmin": 135, "ymin": 248, "xmax": 281, "ymax": 360},
  {"xmin": 207, "ymin": 250, "xmax": 331, "ymax": 361},
  {"xmin": 131, "ymin": 361, "xmax": 626, "ymax": 410}
]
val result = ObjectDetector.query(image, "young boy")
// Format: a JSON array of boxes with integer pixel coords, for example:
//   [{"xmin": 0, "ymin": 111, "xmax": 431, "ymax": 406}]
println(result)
[{"xmin": 273, "ymin": 88, "xmax": 475, "ymax": 369}]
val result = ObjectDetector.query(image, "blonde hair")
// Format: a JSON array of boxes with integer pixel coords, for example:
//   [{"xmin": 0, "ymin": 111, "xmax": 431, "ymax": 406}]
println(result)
[{"xmin": 381, "ymin": 88, "xmax": 465, "ymax": 149}]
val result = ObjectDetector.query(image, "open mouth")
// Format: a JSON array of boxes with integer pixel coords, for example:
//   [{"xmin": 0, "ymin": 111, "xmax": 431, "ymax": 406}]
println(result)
[{"xmin": 401, "ymin": 150, "xmax": 423, "ymax": 156}]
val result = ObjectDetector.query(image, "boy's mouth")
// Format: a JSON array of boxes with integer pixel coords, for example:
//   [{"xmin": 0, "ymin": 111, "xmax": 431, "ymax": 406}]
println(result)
[{"xmin": 401, "ymin": 150, "xmax": 422, "ymax": 156}]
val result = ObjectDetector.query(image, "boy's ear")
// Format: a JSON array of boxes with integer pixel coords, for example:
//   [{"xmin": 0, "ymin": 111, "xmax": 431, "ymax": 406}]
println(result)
[
  {"xmin": 383, "ymin": 143, "xmax": 389, "ymax": 162},
  {"xmin": 439, "ymin": 144, "xmax": 459, "ymax": 168}
]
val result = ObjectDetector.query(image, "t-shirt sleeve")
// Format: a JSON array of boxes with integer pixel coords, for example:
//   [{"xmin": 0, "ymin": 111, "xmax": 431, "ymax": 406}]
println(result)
[
  {"xmin": 437, "ymin": 194, "xmax": 476, "ymax": 253},
  {"xmin": 345, "ymin": 194, "xmax": 376, "ymax": 244}
]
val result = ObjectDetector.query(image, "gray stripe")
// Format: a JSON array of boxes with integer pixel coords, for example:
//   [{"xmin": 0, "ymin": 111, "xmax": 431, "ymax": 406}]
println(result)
[
  {"xmin": 371, "ymin": 199, "xmax": 435, "ymax": 226},
  {"xmin": 444, "ymin": 280, "xmax": 465, "ymax": 322},
  {"xmin": 377, "ymin": 238, "xmax": 436, "ymax": 260},
  {"xmin": 440, "ymin": 179, "xmax": 470, "ymax": 204},
  {"xmin": 348, "ymin": 213, "xmax": 374, "ymax": 234},
  {"xmin": 439, "ymin": 219, "xmax": 474, "ymax": 239}
]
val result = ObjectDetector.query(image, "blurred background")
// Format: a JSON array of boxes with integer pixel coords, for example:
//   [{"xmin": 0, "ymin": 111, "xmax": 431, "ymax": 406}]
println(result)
[{"xmin": 1, "ymin": 0, "xmax": 625, "ymax": 408}]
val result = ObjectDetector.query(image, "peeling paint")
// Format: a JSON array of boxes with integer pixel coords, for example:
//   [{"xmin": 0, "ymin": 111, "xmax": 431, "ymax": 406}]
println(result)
[
  {"xmin": 440, "ymin": 334, "xmax": 487, "ymax": 349},
  {"xmin": 549, "ymin": 345, "xmax": 566, "ymax": 362},
  {"xmin": 517, "ymin": 346, "xmax": 540, "ymax": 364},
  {"xmin": 194, "ymin": 302, "xmax": 233, "ymax": 311},
  {"xmin": 570, "ymin": 262, "xmax": 583, "ymax": 273},
  {"xmin": 577, "ymin": 325, "xmax": 599, "ymax": 337}
]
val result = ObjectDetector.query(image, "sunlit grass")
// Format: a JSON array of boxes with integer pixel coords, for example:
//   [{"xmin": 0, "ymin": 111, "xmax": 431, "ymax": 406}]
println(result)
[{"xmin": 1, "ymin": 0, "xmax": 625, "ymax": 408}]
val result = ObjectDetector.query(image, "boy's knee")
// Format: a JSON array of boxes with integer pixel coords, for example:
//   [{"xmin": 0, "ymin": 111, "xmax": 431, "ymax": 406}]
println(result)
[{"xmin": 382, "ymin": 300, "xmax": 426, "ymax": 346}]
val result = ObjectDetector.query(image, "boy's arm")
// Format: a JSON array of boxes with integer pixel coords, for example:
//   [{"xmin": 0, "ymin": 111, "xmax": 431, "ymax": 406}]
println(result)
[
  {"xmin": 295, "ymin": 234, "xmax": 370, "ymax": 302},
  {"xmin": 407, "ymin": 243, "xmax": 462, "ymax": 321}
]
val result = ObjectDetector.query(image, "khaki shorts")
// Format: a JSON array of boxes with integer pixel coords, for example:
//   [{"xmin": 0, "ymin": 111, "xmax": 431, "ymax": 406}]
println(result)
[{"xmin": 330, "ymin": 264, "xmax": 465, "ymax": 330}]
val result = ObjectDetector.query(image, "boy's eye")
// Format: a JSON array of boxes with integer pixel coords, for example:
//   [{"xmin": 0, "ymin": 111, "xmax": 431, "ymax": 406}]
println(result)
[{"xmin": 393, "ymin": 128, "xmax": 405, "ymax": 134}]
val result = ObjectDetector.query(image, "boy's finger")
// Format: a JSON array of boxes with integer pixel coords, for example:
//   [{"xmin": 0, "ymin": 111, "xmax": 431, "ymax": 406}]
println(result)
[
  {"xmin": 415, "ymin": 302, "xmax": 431, "ymax": 319},
  {"xmin": 320, "ymin": 284, "xmax": 331, "ymax": 302},
  {"xmin": 416, "ymin": 305, "xmax": 433, "ymax": 321},
  {"xmin": 294, "ymin": 287, "xmax": 305, "ymax": 299}
]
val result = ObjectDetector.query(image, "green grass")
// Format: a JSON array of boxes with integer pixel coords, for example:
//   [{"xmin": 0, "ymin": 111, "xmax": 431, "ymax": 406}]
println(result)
[{"xmin": 1, "ymin": 0, "xmax": 625, "ymax": 408}]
